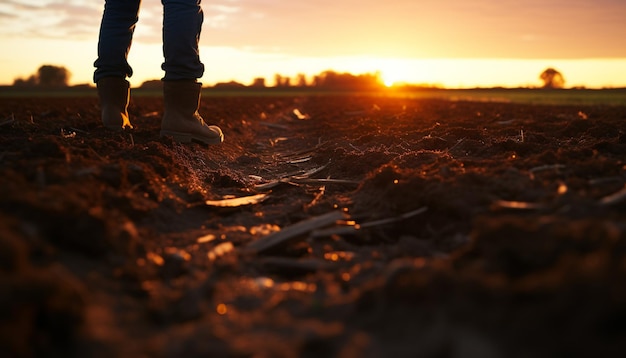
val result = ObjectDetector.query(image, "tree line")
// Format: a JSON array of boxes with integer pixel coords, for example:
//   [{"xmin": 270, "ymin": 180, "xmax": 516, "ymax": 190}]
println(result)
[
  {"xmin": 11, "ymin": 64, "xmax": 567, "ymax": 89},
  {"xmin": 11, "ymin": 64, "xmax": 385, "ymax": 90},
  {"xmin": 130, "ymin": 70, "xmax": 386, "ymax": 90}
]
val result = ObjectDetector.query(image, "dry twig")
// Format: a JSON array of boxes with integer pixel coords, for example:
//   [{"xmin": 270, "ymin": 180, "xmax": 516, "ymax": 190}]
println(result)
[
  {"xmin": 292, "ymin": 178, "xmax": 360, "ymax": 185},
  {"xmin": 205, "ymin": 193, "xmax": 269, "ymax": 207},
  {"xmin": 311, "ymin": 207, "xmax": 428, "ymax": 238},
  {"xmin": 528, "ymin": 164, "xmax": 566, "ymax": 179},
  {"xmin": 278, "ymin": 140, "xmax": 328, "ymax": 159},
  {"xmin": 244, "ymin": 211, "xmax": 346, "ymax": 253},
  {"xmin": 493, "ymin": 200, "xmax": 545, "ymax": 210},
  {"xmin": 589, "ymin": 176, "xmax": 624, "ymax": 186},
  {"xmin": 599, "ymin": 185, "xmax": 626, "ymax": 206},
  {"xmin": 253, "ymin": 162, "xmax": 335, "ymax": 190},
  {"xmin": 286, "ymin": 156, "xmax": 312, "ymax": 164},
  {"xmin": 359, "ymin": 207, "xmax": 428, "ymax": 228}
]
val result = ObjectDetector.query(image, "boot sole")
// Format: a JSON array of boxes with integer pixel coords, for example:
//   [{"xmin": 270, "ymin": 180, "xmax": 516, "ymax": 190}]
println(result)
[{"xmin": 160, "ymin": 130, "xmax": 224, "ymax": 145}]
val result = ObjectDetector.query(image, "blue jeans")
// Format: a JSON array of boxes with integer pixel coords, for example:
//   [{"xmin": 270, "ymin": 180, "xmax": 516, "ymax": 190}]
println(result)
[{"xmin": 93, "ymin": 0, "xmax": 205, "ymax": 83}]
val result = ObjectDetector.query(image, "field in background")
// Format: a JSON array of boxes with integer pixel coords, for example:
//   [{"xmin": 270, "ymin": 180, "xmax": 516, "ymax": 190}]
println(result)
[
  {"xmin": 392, "ymin": 87, "xmax": 626, "ymax": 106},
  {"xmin": 2, "ymin": 86, "xmax": 625, "ymax": 106}
]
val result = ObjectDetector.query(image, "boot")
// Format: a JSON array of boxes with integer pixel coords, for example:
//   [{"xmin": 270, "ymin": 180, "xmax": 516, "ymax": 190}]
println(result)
[
  {"xmin": 97, "ymin": 77, "xmax": 133, "ymax": 130},
  {"xmin": 160, "ymin": 81, "xmax": 224, "ymax": 145}
]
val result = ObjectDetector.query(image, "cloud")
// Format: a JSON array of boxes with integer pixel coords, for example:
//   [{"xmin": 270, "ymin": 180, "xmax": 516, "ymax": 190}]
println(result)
[
  {"xmin": 205, "ymin": 2, "xmax": 241, "ymax": 28},
  {"xmin": 2, "ymin": 0, "xmax": 40, "ymax": 11},
  {"xmin": 0, "ymin": 11, "xmax": 19, "ymax": 19},
  {"xmin": 0, "ymin": 1, "xmax": 101, "ymax": 39},
  {"xmin": 133, "ymin": 1, "xmax": 244, "ymax": 43}
]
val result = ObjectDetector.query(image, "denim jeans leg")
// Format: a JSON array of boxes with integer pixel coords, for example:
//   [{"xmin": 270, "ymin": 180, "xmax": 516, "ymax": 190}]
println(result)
[
  {"xmin": 93, "ymin": 0, "xmax": 142, "ymax": 83},
  {"xmin": 161, "ymin": 0, "xmax": 205, "ymax": 81}
]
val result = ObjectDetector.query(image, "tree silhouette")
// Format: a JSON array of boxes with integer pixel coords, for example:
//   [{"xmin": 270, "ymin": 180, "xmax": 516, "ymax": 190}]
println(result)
[
  {"xmin": 139, "ymin": 80, "xmax": 162, "ymax": 89},
  {"xmin": 37, "ymin": 65, "xmax": 70, "ymax": 87},
  {"xmin": 13, "ymin": 64, "xmax": 71, "ymax": 87},
  {"xmin": 274, "ymin": 74, "xmax": 291, "ymax": 87},
  {"xmin": 13, "ymin": 75, "xmax": 37, "ymax": 87},
  {"xmin": 296, "ymin": 73, "xmax": 307, "ymax": 87},
  {"xmin": 313, "ymin": 70, "xmax": 382, "ymax": 90},
  {"xmin": 539, "ymin": 68, "xmax": 565, "ymax": 89},
  {"xmin": 251, "ymin": 77, "xmax": 266, "ymax": 88}
]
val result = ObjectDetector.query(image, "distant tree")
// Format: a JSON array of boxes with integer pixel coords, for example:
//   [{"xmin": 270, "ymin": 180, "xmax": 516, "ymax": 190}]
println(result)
[
  {"xmin": 539, "ymin": 67, "xmax": 565, "ymax": 89},
  {"xmin": 13, "ymin": 75, "xmax": 38, "ymax": 87},
  {"xmin": 140, "ymin": 80, "xmax": 163, "ymax": 89},
  {"xmin": 296, "ymin": 73, "xmax": 308, "ymax": 87},
  {"xmin": 313, "ymin": 70, "xmax": 383, "ymax": 90},
  {"xmin": 214, "ymin": 81, "xmax": 246, "ymax": 90},
  {"xmin": 37, "ymin": 65, "xmax": 71, "ymax": 87},
  {"xmin": 273, "ymin": 74, "xmax": 293, "ymax": 87},
  {"xmin": 251, "ymin": 77, "xmax": 266, "ymax": 88},
  {"xmin": 274, "ymin": 74, "xmax": 284, "ymax": 87},
  {"xmin": 13, "ymin": 64, "xmax": 71, "ymax": 87},
  {"xmin": 312, "ymin": 75, "xmax": 322, "ymax": 87}
]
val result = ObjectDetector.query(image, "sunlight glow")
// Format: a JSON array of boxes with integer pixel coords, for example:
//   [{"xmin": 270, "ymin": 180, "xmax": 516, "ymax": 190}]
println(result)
[{"xmin": 381, "ymin": 64, "xmax": 408, "ymax": 87}]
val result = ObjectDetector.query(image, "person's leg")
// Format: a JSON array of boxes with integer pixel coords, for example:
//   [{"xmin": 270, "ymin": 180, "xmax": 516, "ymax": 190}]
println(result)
[
  {"xmin": 94, "ymin": 0, "xmax": 141, "ymax": 130},
  {"xmin": 94, "ymin": 0, "xmax": 142, "ymax": 82},
  {"xmin": 160, "ymin": 0, "xmax": 223, "ymax": 144},
  {"xmin": 161, "ymin": 0, "xmax": 204, "ymax": 80}
]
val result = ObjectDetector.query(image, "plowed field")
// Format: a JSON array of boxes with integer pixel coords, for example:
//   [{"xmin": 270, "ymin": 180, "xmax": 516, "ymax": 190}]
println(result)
[{"xmin": 2, "ymin": 94, "xmax": 626, "ymax": 357}]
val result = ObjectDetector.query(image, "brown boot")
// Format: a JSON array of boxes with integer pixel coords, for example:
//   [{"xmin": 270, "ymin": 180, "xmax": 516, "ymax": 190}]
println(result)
[
  {"xmin": 160, "ymin": 80, "xmax": 224, "ymax": 145},
  {"xmin": 97, "ymin": 77, "xmax": 133, "ymax": 130}
]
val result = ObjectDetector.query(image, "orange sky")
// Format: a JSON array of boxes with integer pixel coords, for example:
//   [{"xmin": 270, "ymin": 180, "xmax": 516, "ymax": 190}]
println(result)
[{"xmin": 1, "ymin": 0, "xmax": 625, "ymax": 88}]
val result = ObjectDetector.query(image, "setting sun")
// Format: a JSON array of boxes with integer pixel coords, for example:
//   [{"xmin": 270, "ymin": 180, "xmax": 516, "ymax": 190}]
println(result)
[{"xmin": 381, "ymin": 67, "xmax": 404, "ymax": 87}]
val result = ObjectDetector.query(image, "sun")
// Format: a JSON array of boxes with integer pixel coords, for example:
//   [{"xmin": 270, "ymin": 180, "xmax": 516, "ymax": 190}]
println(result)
[
  {"xmin": 382, "ymin": 71, "xmax": 400, "ymax": 87},
  {"xmin": 380, "ymin": 65, "xmax": 408, "ymax": 87}
]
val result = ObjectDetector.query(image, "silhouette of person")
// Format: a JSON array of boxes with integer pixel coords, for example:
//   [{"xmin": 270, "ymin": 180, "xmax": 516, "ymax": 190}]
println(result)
[{"xmin": 93, "ymin": 0, "xmax": 223, "ymax": 145}]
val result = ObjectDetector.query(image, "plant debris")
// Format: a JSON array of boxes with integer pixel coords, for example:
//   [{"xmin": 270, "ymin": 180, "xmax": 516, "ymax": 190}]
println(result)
[{"xmin": 204, "ymin": 193, "xmax": 269, "ymax": 207}]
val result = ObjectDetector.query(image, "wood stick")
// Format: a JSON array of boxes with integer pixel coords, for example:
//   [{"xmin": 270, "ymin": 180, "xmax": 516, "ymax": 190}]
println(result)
[{"xmin": 245, "ymin": 211, "xmax": 346, "ymax": 253}]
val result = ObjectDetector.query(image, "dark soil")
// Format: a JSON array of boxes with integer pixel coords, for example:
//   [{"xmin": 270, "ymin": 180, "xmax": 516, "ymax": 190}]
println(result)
[{"xmin": 1, "ymin": 94, "xmax": 626, "ymax": 357}]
